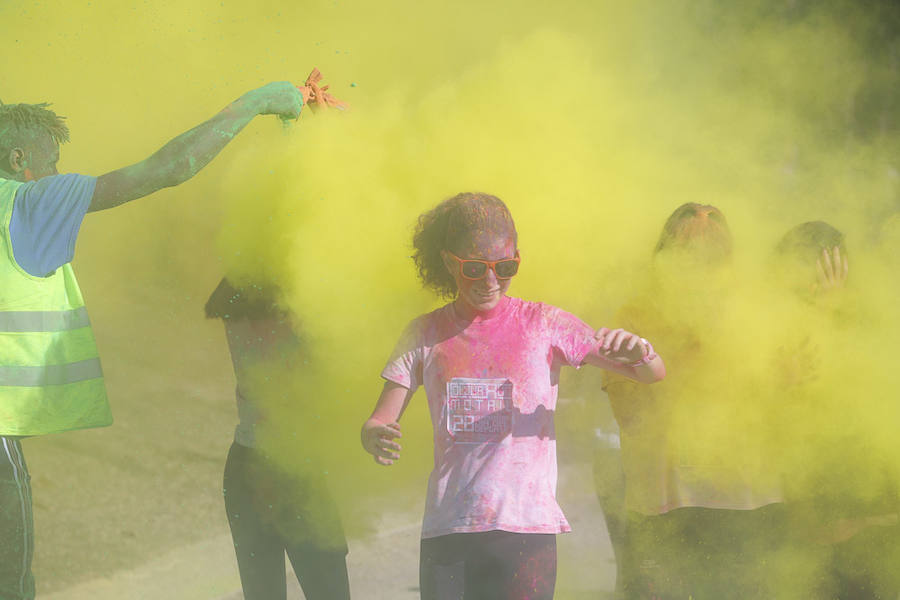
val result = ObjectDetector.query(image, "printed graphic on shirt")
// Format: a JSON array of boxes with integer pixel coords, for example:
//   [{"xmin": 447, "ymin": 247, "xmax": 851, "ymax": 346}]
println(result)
[{"xmin": 445, "ymin": 377, "xmax": 513, "ymax": 444}]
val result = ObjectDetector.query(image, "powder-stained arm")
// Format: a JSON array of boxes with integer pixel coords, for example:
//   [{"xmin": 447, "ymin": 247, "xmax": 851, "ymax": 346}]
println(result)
[
  {"xmin": 89, "ymin": 81, "xmax": 303, "ymax": 212},
  {"xmin": 583, "ymin": 328, "xmax": 666, "ymax": 384},
  {"xmin": 585, "ymin": 350, "xmax": 666, "ymax": 384},
  {"xmin": 361, "ymin": 381, "xmax": 413, "ymax": 466}
]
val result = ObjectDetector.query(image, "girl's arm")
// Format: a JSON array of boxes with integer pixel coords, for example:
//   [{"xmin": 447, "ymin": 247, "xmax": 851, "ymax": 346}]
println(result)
[
  {"xmin": 361, "ymin": 381, "xmax": 415, "ymax": 466},
  {"xmin": 582, "ymin": 327, "xmax": 666, "ymax": 384}
]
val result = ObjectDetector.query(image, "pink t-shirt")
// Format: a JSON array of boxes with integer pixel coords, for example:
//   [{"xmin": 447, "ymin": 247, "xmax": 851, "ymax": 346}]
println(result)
[{"xmin": 382, "ymin": 296, "xmax": 601, "ymax": 539}]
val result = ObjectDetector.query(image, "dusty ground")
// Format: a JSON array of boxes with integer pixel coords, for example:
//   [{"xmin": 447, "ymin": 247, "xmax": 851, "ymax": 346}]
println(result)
[{"xmin": 36, "ymin": 460, "xmax": 615, "ymax": 600}]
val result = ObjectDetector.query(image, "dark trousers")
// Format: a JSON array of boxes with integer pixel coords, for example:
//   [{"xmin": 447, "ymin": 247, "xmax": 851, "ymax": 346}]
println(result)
[
  {"xmin": 419, "ymin": 531, "xmax": 557, "ymax": 600},
  {"xmin": 825, "ymin": 522, "xmax": 900, "ymax": 600},
  {"xmin": 0, "ymin": 437, "xmax": 34, "ymax": 600},
  {"xmin": 223, "ymin": 442, "xmax": 350, "ymax": 600},
  {"xmin": 622, "ymin": 504, "xmax": 789, "ymax": 600},
  {"xmin": 593, "ymin": 445, "xmax": 627, "ymax": 599}
]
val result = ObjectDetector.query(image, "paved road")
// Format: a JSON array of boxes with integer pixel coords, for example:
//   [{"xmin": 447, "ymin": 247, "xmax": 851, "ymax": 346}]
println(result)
[{"xmin": 41, "ymin": 462, "xmax": 616, "ymax": 600}]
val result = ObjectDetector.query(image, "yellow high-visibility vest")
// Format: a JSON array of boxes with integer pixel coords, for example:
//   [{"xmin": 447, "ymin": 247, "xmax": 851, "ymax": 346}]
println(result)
[{"xmin": 0, "ymin": 178, "xmax": 111, "ymax": 435}]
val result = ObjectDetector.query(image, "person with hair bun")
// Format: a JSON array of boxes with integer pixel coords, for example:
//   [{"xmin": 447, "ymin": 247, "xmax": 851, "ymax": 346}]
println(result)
[
  {"xmin": 361, "ymin": 192, "xmax": 665, "ymax": 600},
  {"xmin": 602, "ymin": 203, "xmax": 786, "ymax": 599}
]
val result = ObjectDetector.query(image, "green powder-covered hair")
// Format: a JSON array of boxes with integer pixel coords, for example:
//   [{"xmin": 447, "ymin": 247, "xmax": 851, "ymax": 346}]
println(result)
[{"xmin": 0, "ymin": 102, "xmax": 70, "ymax": 149}]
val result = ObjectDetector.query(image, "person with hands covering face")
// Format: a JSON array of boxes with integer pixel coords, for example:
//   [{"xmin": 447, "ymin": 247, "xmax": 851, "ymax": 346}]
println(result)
[
  {"xmin": 771, "ymin": 224, "xmax": 851, "ymax": 392},
  {"xmin": 775, "ymin": 221, "xmax": 849, "ymax": 303},
  {"xmin": 361, "ymin": 192, "xmax": 664, "ymax": 600},
  {"xmin": 0, "ymin": 74, "xmax": 331, "ymax": 600},
  {"xmin": 775, "ymin": 221, "xmax": 899, "ymax": 600}
]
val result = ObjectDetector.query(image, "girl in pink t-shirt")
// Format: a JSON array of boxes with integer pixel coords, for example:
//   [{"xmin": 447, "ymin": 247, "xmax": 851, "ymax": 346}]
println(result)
[{"xmin": 360, "ymin": 192, "xmax": 665, "ymax": 600}]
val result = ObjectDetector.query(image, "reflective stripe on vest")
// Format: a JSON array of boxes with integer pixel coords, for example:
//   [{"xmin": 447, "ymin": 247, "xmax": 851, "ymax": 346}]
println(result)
[
  {"xmin": 0, "ymin": 358, "xmax": 103, "ymax": 386},
  {"xmin": 0, "ymin": 307, "xmax": 91, "ymax": 332}
]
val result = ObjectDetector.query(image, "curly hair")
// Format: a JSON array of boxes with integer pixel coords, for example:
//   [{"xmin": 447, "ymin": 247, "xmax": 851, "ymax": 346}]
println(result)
[
  {"xmin": 0, "ymin": 102, "xmax": 70, "ymax": 150},
  {"xmin": 412, "ymin": 192, "xmax": 517, "ymax": 298},
  {"xmin": 654, "ymin": 203, "xmax": 732, "ymax": 263},
  {"xmin": 775, "ymin": 221, "xmax": 845, "ymax": 262}
]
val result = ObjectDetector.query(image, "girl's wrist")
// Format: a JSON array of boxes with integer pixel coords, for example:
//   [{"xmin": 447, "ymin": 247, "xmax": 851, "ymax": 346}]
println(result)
[{"xmin": 627, "ymin": 338, "xmax": 657, "ymax": 368}]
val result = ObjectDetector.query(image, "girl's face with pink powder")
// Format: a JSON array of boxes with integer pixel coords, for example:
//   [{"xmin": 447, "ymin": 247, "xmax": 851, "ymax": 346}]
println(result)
[{"xmin": 443, "ymin": 232, "xmax": 517, "ymax": 314}]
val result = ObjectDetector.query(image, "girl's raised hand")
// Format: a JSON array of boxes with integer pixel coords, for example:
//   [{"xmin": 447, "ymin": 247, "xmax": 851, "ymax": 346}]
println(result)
[
  {"xmin": 595, "ymin": 327, "xmax": 646, "ymax": 363},
  {"xmin": 361, "ymin": 419, "xmax": 403, "ymax": 466}
]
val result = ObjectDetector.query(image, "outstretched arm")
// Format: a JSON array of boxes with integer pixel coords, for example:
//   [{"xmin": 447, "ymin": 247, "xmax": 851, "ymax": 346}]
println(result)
[
  {"xmin": 89, "ymin": 81, "xmax": 303, "ymax": 212},
  {"xmin": 583, "ymin": 327, "xmax": 666, "ymax": 384}
]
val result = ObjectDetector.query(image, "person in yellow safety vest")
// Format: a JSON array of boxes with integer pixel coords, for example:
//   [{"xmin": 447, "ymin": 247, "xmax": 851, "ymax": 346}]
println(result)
[{"xmin": 0, "ymin": 81, "xmax": 306, "ymax": 600}]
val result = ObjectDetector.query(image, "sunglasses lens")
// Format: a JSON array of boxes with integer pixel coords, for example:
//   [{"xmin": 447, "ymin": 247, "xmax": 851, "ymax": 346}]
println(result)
[
  {"xmin": 495, "ymin": 260, "xmax": 519, "ymax": 278},
  {"xmin": 461, "ymin": 261, "xmax": 488, "ymax": 279}
]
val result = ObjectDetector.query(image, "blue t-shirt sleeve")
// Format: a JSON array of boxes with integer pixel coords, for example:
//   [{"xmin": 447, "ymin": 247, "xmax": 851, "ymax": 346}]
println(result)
[{"xmin": 9, "ymin": 173, "xmax": 95, "ymax": 277}]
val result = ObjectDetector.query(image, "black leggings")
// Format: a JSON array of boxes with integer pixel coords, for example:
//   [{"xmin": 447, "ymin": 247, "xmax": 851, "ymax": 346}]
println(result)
[
  {"xmin": 622, "ymin": 504, "xmax": 789, "ymax": 600},
  {"xmin": 0, "ymin": 438, "xmax": 33, "ymax": 600},
  {"xmin": 223, "ymin": 442, "xmax": 350, "ymax": 600},
  {"xmin": 420, "ymin": 531, "xmax": 557, "ymax": 600}
]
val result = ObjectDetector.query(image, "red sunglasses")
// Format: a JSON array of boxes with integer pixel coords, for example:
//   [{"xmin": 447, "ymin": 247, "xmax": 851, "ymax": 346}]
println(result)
[{"xmin": 446, "ymin": 251, "xmax": 521, "ymax": 280}]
